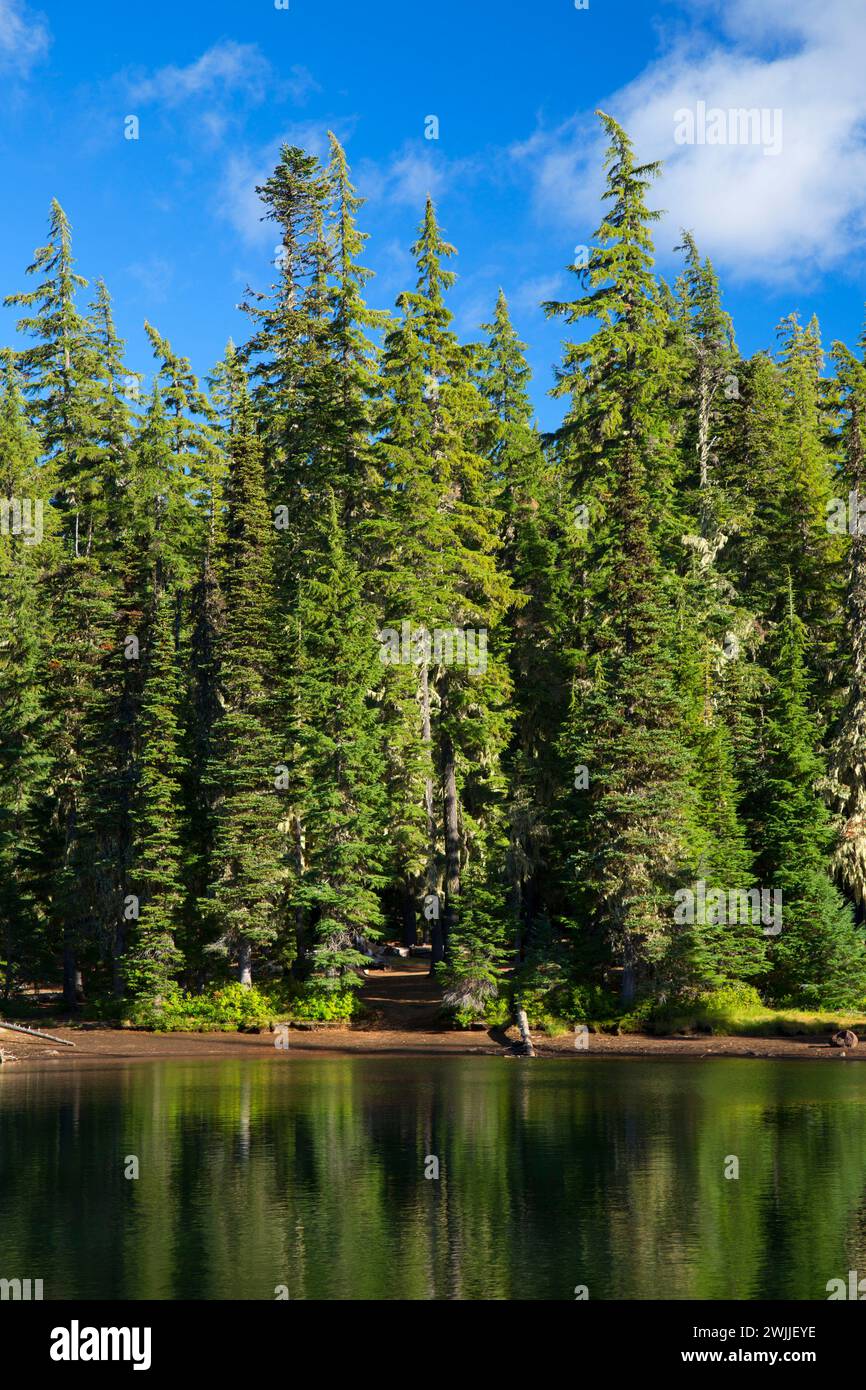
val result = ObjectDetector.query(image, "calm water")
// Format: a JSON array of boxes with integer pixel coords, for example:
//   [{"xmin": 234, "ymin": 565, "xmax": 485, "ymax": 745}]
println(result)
[{"xmin": 1, "ymin": 1055, "xmax": 864, "ymax": 1300}]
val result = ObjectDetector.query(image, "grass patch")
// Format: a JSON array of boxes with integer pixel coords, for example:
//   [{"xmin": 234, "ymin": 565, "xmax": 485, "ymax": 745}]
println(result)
[{"xmin": 628, "ymin": 986, "xmax": 866, "ymax": 1039}]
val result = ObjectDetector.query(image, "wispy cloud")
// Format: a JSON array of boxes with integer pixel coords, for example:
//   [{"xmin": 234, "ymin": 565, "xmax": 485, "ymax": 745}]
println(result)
[
  {"xmin": 128, "ymin": 41, "xmax": 273, "ymax": 108},
  {"xmin": 120, "ymin": 42, "xmax": 320, "ymax": 154},
  {"xmin": 284, "ymin": 64, "xmax": 320, "ymax": 106},
  {"xmin": 513, "ymin": 0, "xmax": 866, "ymax": 284},
  {"xmin": 512, "ymin": 274, "xmax": 565, "ymax": 314},
  {"xmin": 358, "ymin": 142, "xmax": 482, "ymax": 210},
  {"xmin": 126, "ymin": 257, "xmax": 174, "ymax": 304},
  {"xmin": 0, "ymin": 0, "xmax": 49, "ymax": 77}
]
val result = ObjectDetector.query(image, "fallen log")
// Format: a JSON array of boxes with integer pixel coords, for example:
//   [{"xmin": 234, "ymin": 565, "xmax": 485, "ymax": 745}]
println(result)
[
  {"xmin": 0, "ymin": 1020, "xmax": 76, "ymax": 1047},
  {"xmin": 514, "ymin": 1006, "xmax": 535, "ymax": 1057}
]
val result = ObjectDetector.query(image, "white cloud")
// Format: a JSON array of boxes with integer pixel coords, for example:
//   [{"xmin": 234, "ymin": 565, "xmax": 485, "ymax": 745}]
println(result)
[
  {"xmin": 358, "ymin": 143, "xmax": 480, "ymax": 211},
  {"xmin": 126, "ymin": 42, "xmax": 319, "ymax": 119},
  {"xmin": 511, "ymin": 274, "xmax": 564, "ymax": 313},
  {"xmin": 514, "ymin": 0, "xmax": 866, "ymax": 283},
  {"xmin": 0, "ymin": 0, "xmax": 49, "ymax": 76},
  {"xmin": 129, "ymin": 41, "xmax": 273, "ymax": 108}
]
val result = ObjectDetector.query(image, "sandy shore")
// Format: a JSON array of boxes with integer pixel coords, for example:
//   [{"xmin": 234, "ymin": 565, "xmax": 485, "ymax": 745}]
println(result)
[
  {"xmin": 0, "ymin": 1023, "xmax": 859, "ymax": 1067},
  {"xmin": 1, "ymin": 964, "xmax": 859, "ymax": 1067}
]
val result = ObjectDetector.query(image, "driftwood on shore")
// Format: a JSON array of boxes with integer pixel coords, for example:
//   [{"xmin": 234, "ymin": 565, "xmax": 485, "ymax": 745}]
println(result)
[
  {"xmin": 0, "ymin": 1020, "xmax": 75, "ymax": 1047},
  {"xmin": 514, "ymin": 1007, "xmax": 535, "ymax": 1057}
]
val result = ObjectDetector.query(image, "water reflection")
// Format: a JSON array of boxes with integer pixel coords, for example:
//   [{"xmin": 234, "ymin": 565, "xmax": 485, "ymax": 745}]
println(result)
[{"xmin": 0, "ymin": 1057, "xmax": 864, "ymax": 1300}]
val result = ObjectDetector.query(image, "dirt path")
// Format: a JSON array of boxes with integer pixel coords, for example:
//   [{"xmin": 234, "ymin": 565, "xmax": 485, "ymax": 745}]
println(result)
[{"xmin": 358, "ymin": 958, "xmax": 445, "ymax": 1031}]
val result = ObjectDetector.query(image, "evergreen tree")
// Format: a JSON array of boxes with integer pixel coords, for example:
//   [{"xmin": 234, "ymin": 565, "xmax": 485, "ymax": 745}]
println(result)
[
  {"xmin": 372, "ymin": 198, "xmax": 515, "ymax": 973},
  {"xmin": 6, "ymin": 202, "xmax": 124, "ymax": 1005},
  {"xmin": 477, "ymin": 289, "xmax": 565, "ymax": 957},
  {"xmin": 758, "ymin": 595, "xmax": 866, "ymax": 1007},
  {"xmin": 0, "ymin": 355, "xmax": 55, "ymax": 993},
  {"xmin": 546, "ymin": 112, "xmax": 697, "ymax": 1002},
  {"xmin": 205, "ymin": 357, "xmax": 285, "ymax": 985},
  {"xmin": 125, "ymin": 591, "xmax": 185, "ymax": 1002},
  {"xmin": 290, "ymin": 492, "xmax": 388, "ymax": 984},
  {"xmin": 825, "ymin": 333, "xmax": 866, "ymax": 911}
]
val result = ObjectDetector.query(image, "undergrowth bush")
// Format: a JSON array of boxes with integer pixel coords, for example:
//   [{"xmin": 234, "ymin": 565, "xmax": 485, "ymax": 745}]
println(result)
[
  {"xmin": 127, "ymin": 978, "xmax": 365, "ymax": 1030},
  {"xmin": 128, "ymin": 984, "xmax": 277, "ymax": 1032},
  {"xmin": 284, "ymin": 980, "xmax": 363, "ymax": 1022}
]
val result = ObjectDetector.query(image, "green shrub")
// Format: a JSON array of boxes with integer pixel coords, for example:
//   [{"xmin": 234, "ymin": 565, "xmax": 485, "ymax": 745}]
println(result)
[
  {"xmin": 125, "ymin": 977, "xmax": 365, "ymax": 1031},
  {"xmin": 452, "ymin": 994, "xmax": 510, "ymax": 1029},
  {"xmin": 128, "ymin": 984, "xmax": 278, "ymax": 1032},
  {"xmin": 285, "ymin": 981, "xmax": 362, "ymax": 1022},
  {"xmin": 545, "ymin": 982, "xmax": 620, "ymax": 1025}
]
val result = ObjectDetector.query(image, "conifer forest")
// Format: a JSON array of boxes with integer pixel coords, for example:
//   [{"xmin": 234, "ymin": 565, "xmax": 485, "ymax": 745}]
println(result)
[
  {"xmin": 4, "ymin": 108, "xmax": 866, "ymax": 1034},
  {"xmin": 14, "ymin": 0, "xmax": 866, "ymax": 1347}
]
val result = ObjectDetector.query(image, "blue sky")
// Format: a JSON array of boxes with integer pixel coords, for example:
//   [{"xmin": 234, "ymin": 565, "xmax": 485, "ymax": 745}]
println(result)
[{"xmin": 0, "ymin": 0, "xmax": 864, "ymax": 430}]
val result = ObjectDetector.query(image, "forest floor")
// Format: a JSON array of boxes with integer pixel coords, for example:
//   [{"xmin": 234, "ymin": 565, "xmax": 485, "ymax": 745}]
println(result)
[{"xmin": 1, "ymin": 962, "xmax": 863, "ymax": 1066}]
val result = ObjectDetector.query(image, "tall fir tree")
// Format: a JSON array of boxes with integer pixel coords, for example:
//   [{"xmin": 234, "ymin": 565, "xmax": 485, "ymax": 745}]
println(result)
[
  {"xmin": 290, "ymin": 492, "xmax": 388, "ymax": 983},
  {"xmin": 757, "ymin": 594, "xmax": 866, "ymax": 1007},
  {"xmin": 125, "ymin": 590, "xmax": 186, "ymax": 1003},
  {"xmin": 204, "ymin": 355, "xmax": 286, "ymax": 985},
  {"xmin": 546, "ymin": 112, "xmax": 698, "ymax": 1002},
  {"xmin": 0, "ymin": 355, "xmax": 56, "ymax": 992},
  {"xmin": 372, "ymin": 198, "xmax": 515, "ymax": 983}
]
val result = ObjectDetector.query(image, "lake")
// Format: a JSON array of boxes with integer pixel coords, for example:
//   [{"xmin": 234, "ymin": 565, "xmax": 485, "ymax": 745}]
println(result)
[{"xmin": 0, "ymin": 1055, "xmax": 862, "ymax": 1300}]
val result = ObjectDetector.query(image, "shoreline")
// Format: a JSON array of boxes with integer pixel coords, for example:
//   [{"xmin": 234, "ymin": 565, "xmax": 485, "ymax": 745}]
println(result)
[{"xmin": 0, "ymin": 1023, "xmax": 860, "ymax": 1067}]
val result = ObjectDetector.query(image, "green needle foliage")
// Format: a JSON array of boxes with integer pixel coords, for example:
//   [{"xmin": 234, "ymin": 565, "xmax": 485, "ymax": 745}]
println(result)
[
  {"xmin": 125, "ymin": 590, "xmax": 185, "ymax": 1002},
  {"xmin": 4, "ymin": 115, "xmax": 866, "ymax": 1024},
  {"xmin": 204, "ymin": 355, "xmax": 286, "ymax": 987}
]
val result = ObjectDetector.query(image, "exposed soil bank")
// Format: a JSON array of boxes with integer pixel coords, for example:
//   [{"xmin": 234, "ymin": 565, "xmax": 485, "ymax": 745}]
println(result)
[
  {"xmin": 0, "ymin": 1025, "xmax": 859, "ymax": 1068},
  {"xmin": 0, "ymin": 962, "xmax": 860, "ymax": 1066}
]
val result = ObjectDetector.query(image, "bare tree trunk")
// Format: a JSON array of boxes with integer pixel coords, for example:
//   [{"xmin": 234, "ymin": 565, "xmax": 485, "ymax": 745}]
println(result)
[
  {"xmin": 402, "ymin": 880, "xmax": 417, "ymax": 947},
  {"xmin": 62, "ymin": 945, "xmax": 79, "ymax": 1011},
  {"xmin": 238, "ymin": 939, "xmax": 252, "ymax": 987},
  {"xmin": 112, "ymin": 924, "xmax": 126, "ymax": 999},
  {"xmin": 515, "ymin": 1006, "xmax": 535, "ymax": 1057},
  {"xmin": 291, "ymin": 812, "xmax": 307, "ymax": 972},
  {"xmin": 441, "ymin": 730, "xmax": 460, "ymax": 961},
  {"xmin": 420, "ymin": 660, "xmax": 443, "ymax": 966},
  {"xmin": 621, "ymin": 953, "xmax": 636, "ymax": 1006}
]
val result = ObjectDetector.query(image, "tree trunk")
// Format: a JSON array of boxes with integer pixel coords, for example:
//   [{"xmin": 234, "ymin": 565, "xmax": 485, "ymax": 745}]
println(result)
[
  {"xmin": 238, "ymin": 939, "xmax": 252, "ymax": 987},
  {"xmin": 621, "ymin": 951, "xmax": 636, "ymax": 1007},
  {"xmin": 112, "ymin": 922, "xmax": 126, "ymax": 999},
  {"xmin": 291, "ymin": 812, "xmax": 307, "ymax": 974},
  {"xmin": 515, "ymin": 1006, "xmax": 535, "ymax": 1057},
  {"xmin": 420, "ymin": 659, "xmax": 443, "ymax": 967},
  {"xmin": 441, "ymin": 730, "xmax": 460, "ymax": 961},
  {"xmin": 62, "ymin": 944, "xmax": 78, "ymax": 1011},
  {"xmin": 401, "ymin": 882, "xmax": 417, "ymax": 947}
]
